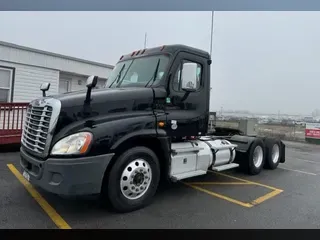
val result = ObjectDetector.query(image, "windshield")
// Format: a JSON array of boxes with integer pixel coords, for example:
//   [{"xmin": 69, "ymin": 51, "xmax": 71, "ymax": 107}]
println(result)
[{"xmin": 106, "ymin": 55, "xmax": 170, "ymax": 88}]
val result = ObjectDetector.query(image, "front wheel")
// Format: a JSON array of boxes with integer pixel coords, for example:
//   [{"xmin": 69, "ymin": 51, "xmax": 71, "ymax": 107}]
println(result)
[{"xmin": 103, "ymin": 146, "xmax": 160, "ymax": 213}]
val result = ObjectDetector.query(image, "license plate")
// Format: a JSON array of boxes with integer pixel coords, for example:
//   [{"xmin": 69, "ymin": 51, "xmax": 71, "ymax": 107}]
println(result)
[{"xmin": 23, "ymin": 171, "xmax": 30, "ymax": 182}]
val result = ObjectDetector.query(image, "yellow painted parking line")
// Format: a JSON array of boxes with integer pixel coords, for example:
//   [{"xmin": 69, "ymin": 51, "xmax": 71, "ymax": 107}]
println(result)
[
  {"xmin": 208, "ymin": 170, "xmax": 282, "ymax": 191},
  {"xmin": 188, "ymin": 182, "xmax": 253, "ymax": 185},
  {"xmin": 251, "ymin": 189, "xmax": 283, "ymax": 206},
  {"xmin": 182, "ymin": 170, "xmax": 284, "ymax": 208},
  {"xmin": 183, "ymin": 182, "xmax": 253, "ymax": 208},
  {"xmin": 7, "ymin": 164, "xmax": 71, "ymax": 229}
]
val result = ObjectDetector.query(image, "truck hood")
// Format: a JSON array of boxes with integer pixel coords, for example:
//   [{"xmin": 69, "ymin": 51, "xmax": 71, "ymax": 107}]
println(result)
[{"xmin": 50, "ymin": 87, "xmax": 166, "ymax": 134}]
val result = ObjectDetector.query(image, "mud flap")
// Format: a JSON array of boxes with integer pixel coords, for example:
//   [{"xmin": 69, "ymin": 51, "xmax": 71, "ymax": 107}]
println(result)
[{"xmin": 280, "ymin": 141, "xmax": 286, "ymax": 163}]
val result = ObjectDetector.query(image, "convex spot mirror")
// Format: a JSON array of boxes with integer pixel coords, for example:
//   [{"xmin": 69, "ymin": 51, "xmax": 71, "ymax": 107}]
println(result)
[
  {"xmin": 40, "ymin": 82, "xmax": 50, "ymax": 91},
  {"xmin": 181, "ymin": 62, "xmax": 198, "ymax": 92},
  {"xmin": 86, "ymin": 75, "xmax": 98, "ymax": 88}
]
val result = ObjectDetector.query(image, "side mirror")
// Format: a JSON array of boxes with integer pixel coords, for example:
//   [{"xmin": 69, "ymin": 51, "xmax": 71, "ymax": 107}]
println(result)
[
  {"xmin": 85, "ymin": 75, "xmax": 98, "ymax": 104},
  {"xmin": 40, "ymin": 82, "xmax": 50, "ymax": 91},
  {"xmin": 181, "ymin": 62, "xmax": 199, "ymax": 92},
  {"xmin": 40, "ymin": 82, "xmax": 50, "ymax": 97},
  {"xmin": 86, "ymin": 75, "xmax": 98, "ymax": 88}
]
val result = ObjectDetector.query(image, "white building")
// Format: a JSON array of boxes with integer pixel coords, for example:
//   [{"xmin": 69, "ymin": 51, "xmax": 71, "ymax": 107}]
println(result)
[{"xmin": 0, "ymin": 41, "xmax": 114, "ymax": 103}]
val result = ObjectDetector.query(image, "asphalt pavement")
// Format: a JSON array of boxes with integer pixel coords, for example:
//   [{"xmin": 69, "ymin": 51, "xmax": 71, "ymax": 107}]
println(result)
[{"xmin": 1, "ymin": 140, "xmax": 320, "ymax": 229}]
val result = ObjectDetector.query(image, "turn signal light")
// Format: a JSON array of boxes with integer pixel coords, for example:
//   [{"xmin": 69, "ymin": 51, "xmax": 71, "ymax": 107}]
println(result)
[{"xmin": 158, "ymin": 121, "xmax": 165, "ymax": 128}]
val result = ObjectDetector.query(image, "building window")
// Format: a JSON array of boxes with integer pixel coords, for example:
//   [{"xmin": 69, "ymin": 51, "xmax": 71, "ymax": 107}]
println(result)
[
  {"xmin": 94, "ymin": 79, "xmax": 107, "ymax": 89},
  {"xmin": 0, "ymin": 67, "xmax": 13, "ymax": 103},
  {"xmin": 59, "ymin": 79, "xmax": 71, "ymax": 93}
]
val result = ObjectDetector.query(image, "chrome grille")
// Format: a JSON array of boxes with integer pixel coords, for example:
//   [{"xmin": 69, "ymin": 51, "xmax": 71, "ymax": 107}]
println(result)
[{"xmin": 21, "ymin": 98, "xmax": 61, "ymax": 157}]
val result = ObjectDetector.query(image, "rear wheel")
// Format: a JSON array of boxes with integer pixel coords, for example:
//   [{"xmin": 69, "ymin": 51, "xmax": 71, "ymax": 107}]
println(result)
[
  {"xmin": 246, "ymin": 139, "xmax": 265, "ymax": 175},
  {"xmin": 263, "ymin": 138, "xmax": 281, "ymax": 170},
  {"xmin": 102, "ymin": 146, "xmax": 160, "ymax": 213}
]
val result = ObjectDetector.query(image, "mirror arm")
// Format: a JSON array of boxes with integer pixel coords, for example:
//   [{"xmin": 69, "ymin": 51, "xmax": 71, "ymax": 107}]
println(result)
[
  {"xmin": 180, "ymin": 92, "xmax": 190, "ymax": 102},
  {"xmin": 84, "ymin": 86, "xmax": 92, "ymax": 104},
  {"xmin": 40, "ymin": 83, "xmax": 51, "ymax": 97},
  {"xmin": 84, "ymin": 75, "xmax": 98, "ymax": 104}
]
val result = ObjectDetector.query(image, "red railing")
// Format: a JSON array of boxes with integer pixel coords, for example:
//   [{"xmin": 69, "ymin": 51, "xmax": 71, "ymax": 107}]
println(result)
[{"xmin": 0, "ymin": 102, "xmax": 29, "ymax": 145}]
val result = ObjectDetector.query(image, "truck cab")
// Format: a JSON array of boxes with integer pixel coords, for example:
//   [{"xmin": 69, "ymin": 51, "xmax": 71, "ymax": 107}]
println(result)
[{"xmin": 20, "ymin": 44, "xmax": 285, "ymax": 213}]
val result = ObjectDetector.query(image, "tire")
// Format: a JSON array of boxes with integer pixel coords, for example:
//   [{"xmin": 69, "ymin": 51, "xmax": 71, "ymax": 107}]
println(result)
[
  {"xmin": 246, "ymin": 138, "xmax": 265, "ymax": 175},
  {"xmin": 263, "ymin": 138, "xmax": 281, "ymax": 170},
  {"xmin": 102, "ymin": 146, "xmax": 160, "ymax": 213}
]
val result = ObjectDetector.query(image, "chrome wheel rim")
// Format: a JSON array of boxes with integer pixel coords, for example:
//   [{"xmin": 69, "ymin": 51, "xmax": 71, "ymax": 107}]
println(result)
[
  {"xmin": 253, "ymin": 145, "xmax": 263, "ymax": 168},
  {"xmin": 120, "ymin": 159, "xmax": 152, "ymax": 200},
  {"xmin": 271, "ymin": 144, "xmax": 280, "ymax": 164}
]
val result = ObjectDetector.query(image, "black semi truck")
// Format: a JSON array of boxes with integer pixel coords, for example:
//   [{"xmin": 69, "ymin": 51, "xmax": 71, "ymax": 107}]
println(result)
[{"xmin": 20, "ymin": 44, "xmax": 285, "ymax": 213}]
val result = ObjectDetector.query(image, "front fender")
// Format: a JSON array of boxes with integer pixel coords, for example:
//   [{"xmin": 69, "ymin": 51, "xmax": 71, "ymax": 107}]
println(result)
[
  {"xmin": 110, "ymin": 129, "xmax": 167, "ymax": 151},
  {"xmin": 109, "ymin": 129, "xmax": 172, "ymax": 181},
  {"xmin": 51, "ymin": 113, "xmax": 158, "ymax": 157}
]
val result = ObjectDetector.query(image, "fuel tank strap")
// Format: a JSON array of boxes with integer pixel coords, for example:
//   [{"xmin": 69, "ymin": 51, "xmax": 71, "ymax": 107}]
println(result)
[
  {"xmin": 202, "ymin": 141, "xmax": 217, "ymax": 166},
  {"xmin": 171, "ymin": 147, "xmax": 204, "ymax": 155}
]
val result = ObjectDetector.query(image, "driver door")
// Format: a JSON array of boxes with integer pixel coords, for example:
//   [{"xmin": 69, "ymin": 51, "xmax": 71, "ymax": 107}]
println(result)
[{"xmin": 164, "ymin": 52, "xmax": 209, "ymax": 138}]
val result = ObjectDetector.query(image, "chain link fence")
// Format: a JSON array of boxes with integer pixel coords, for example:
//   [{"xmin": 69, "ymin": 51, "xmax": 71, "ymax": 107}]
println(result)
[
  {"xmin": 257, "ymin": 124, "xmax": 306, "ymax": 142},
  {"xmin": 214, "ymin": 119, "xmax": 306, "ymax": 142}
]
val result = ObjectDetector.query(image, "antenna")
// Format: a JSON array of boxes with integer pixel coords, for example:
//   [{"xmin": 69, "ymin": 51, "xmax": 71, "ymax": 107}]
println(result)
[
  {"xmin": 209, "ymin": 11, "xmax": 215, "ymax": 56},
  {"xmin": 144, "ymin": 32, "xmax": 147, "ymax": 48},
  {"xmin": 209, "ymin": 11, "xmax": 215, "ymax": 109}
]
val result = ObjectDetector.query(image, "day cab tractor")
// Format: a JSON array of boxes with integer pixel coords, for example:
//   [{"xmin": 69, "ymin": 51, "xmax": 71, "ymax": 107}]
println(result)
[{"xmin": 20, "ymin": 44, "xmax": 285, "ymax": 213}]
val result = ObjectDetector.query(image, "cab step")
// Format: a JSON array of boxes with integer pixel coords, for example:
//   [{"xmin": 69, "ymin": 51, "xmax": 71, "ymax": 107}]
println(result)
[
  {"xmin": 212, "ymin": 163, "xmax": 239, "ymax": 172},
  {"xmin": 171, "ymin": 170, "xmax": 207, "ymax": 182}
]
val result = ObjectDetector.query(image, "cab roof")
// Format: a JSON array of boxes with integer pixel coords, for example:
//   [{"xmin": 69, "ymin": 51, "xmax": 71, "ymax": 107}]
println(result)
[{"xmin": 118, "ymin": 44, "xmax": 211, "ymax": 62}]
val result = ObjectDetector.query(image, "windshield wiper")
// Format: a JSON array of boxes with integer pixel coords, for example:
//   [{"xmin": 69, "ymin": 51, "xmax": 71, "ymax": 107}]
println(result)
[
  {"xmin": 109, "ymin": 64, "xmax": 126, "ymax": 88},
  {"xmin": 145, "ymin": 58, "xmax": 160, "ymax": 87}
]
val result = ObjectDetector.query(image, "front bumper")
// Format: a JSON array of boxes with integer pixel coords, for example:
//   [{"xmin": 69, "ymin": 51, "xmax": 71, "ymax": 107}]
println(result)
[{"xmin": 20, "ymin": 147, "xmax": 115, "ymax": 196}]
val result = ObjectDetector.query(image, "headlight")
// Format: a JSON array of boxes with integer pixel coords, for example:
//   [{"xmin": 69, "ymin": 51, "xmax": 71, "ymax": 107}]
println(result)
[{"xmin": 51, "ymin": 132, "xmax": 93, "ymax": 155}]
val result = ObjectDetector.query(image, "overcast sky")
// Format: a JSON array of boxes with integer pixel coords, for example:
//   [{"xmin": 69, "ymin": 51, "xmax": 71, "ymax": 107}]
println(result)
[{"xmin": 0, "ymin": 11, "xmax": 319, "ymax": 115}]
